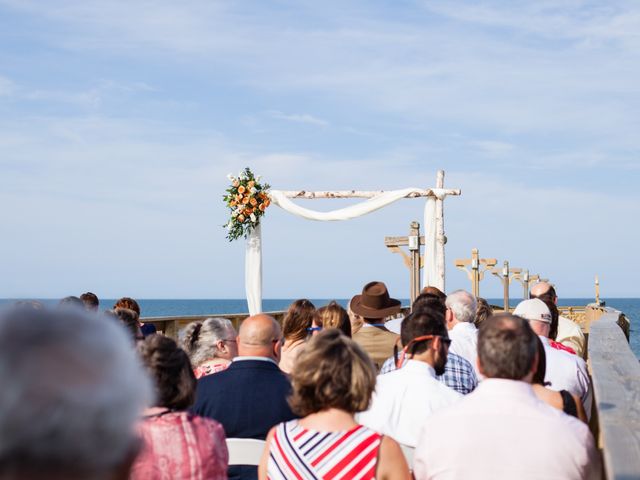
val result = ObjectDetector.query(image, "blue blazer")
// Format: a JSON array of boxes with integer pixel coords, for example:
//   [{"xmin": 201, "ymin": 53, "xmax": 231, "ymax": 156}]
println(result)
[{"xmin": 192, "ymin": 358, "xmax": 297, "ymax": 480}]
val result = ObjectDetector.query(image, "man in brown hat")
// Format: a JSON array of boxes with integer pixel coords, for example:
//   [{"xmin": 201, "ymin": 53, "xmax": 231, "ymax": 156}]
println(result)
[{"xmin": 350, "ymin": 281, "xmax": 401, "ymax": 370}]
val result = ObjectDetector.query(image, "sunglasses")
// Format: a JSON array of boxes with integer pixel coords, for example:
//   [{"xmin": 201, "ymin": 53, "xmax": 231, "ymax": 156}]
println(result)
[{"xmin": 306, "ymin": 326, "xmax": 323, "ymax": 332}]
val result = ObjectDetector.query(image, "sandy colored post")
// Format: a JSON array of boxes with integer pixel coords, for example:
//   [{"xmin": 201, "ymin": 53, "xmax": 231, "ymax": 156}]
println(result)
[{"xmin": 409, "ymin": 221, "xmax": 421, "ymax": 305}]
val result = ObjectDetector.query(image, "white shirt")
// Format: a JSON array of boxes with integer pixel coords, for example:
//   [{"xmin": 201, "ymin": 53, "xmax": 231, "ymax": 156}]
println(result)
[
  {"xmin": 358, "ymin": 360, "xmax": 461, "ymax": 447},
  {"xmin": 556, "ymin": 315, "xmax": 586, "ymax": 357},
  {"xmin": 448, "ymin": 322, "xmax": 478, "ymax": 373},
  {"xmin": 414, "ymin": 379, "xmax": 598, "ymax": 480},
  {"xmin": 540, "ymin": 336, "xmax": 592, "ymax": 418}
]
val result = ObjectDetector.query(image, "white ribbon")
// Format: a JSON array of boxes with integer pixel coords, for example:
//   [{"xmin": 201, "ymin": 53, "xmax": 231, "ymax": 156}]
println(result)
[{"xmin": 245, "ymin": 188, "xmax": 448, "ymax": 315}]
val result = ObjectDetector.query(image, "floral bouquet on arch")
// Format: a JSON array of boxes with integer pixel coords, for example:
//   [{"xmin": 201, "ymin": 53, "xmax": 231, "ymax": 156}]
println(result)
[{"xmin": 223, "ymin": 168, "xmax": 271, "ymax": 241}]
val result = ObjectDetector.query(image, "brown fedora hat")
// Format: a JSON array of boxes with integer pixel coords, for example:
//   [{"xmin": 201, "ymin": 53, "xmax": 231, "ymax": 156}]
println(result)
[{"xmin": 350, "ymin": 281, "xmax": 401, "ymax": 319}]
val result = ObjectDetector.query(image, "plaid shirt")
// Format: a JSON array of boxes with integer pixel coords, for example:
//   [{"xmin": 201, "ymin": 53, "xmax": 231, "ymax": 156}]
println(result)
[{"xmin": 380, "ymin": 351, "xmax": 478, "ymax": 395}]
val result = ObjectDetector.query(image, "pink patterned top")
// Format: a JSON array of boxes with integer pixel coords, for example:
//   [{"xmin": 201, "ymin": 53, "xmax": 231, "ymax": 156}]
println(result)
[
  {"xmin": 130, "ymin": 411, "xmax": 228, "ymax": 480},
  {"xmin": 194, "ymin": 361, "xmax": 229, "ymax": 379}
]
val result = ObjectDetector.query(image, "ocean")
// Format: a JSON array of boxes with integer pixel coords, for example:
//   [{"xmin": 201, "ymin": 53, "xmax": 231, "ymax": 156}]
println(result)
[{"xmin": 2, "ymin": 297, "xmax": 639, "ymax": 358}]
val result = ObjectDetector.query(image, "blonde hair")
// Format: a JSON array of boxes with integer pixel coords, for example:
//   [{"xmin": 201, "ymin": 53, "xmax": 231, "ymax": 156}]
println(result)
[
  {"xmin": 288, "ymin": 329, "xmax": 376, "ymax": 416},
  {"xmin": 317, "ymin": 301, "xmax": 351, "ymax": 337}
]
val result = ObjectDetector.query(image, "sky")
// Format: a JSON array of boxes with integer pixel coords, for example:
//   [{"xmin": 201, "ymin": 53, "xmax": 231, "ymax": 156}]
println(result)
[{"xmin": 0, "ymin": 0, "xmax": 639, "ymax": 300}]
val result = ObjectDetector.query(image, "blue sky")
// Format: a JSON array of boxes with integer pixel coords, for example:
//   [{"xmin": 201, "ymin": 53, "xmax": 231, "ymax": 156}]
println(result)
[{"xmin": 0, "ymin": 0, "xmax": 638, "ymax": 299}]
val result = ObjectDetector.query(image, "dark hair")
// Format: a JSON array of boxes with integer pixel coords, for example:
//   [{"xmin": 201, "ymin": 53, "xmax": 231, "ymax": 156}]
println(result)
[
  {"xmin": 478, "ymin": 313, "xmax": 538, "ymax": 380},
  {"xmin": 80, "ymin": 292, "xmax": 99, "ymax": 309},
  {"xmin": 474, "ymin": 298, "xmax": 493, "ymax": 327},
  {"xmin": 412, "ymin": 294, "xmax": 446, "ymax": 315},
  {"xmin": 532, "ymin": 336, "xmax": 548, "ymax": 385},
  {"xmin": 137, "ymin": 334, "xmax": 196, "ymax": 410},
  {"xmin": 58, "ymin": 296, "xmax": 84, "ymax": 308},
  {"xmin": 317, "ymin": 301, "xmax": 351, "ymax": 337},
  {"xmin": 420, "ymin": 286, "xmax": 447, "ymax": 301},
  {"xmin": 288, "ymin": 329, "xmax": 376, "ymax": 416},
  {"xmin": 282, "ymin": 299, "xmax": 317, "ymax": 342},
  {"xmin": 114, "ymin": 297, "xmax": 140, "ymax": 316},
  {"xmin": 112, "ymin": 308, "xmax": 141, "ymax": 342},
  {"xmin": 400, "ymin": 308, "xmax": 448, "ymax": 356}
]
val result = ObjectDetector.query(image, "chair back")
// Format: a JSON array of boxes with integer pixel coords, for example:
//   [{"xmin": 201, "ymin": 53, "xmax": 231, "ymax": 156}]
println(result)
[{"xmin": 226, "ymin": 438, "xmax": 267, "ymax": 466}]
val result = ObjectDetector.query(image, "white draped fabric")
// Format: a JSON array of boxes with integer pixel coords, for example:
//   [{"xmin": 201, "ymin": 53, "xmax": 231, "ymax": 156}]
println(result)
[{"xmin": 245, "ymin": 188, "xmax": 448, "ymax": 315}]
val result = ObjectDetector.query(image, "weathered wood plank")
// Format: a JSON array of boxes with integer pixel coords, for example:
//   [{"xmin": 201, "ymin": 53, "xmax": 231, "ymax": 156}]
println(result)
[
  {"xmin": 277, "ymin": 189, "xmax": 461, "ymax": 199},
  {"xmin": 588, "ymin": 311, "xmax": 640, "ymax": 480}
]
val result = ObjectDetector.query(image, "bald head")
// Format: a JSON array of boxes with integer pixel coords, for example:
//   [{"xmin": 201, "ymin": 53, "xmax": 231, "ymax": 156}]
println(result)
[{"xmin": 238, "ymin": 314, "xmax": 282, "ymax": 359}]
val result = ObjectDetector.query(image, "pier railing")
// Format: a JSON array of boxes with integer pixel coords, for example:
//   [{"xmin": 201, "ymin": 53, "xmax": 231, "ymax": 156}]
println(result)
[{"xmin": 588, "ymin": 309, "xmax": 640, "ymax": 479}]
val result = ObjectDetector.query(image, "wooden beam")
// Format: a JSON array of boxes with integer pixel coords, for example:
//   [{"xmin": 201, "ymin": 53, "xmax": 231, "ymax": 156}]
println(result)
[
  {"xmin": 279, "ymin": 189, "xmax": 461, "ymax": 199},
  {"xmin": 384, "ymin": 236, "xmax": 426, "ymax": 247},
  {"xmin": 589, "ymin": 311, "xmax": 640, "ymax": 479}
]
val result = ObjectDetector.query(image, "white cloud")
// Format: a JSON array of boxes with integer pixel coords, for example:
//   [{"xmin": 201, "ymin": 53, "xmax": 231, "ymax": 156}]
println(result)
[{"xmin": 267, "ymin": 110, "xmax": 329, "ymax": 127}]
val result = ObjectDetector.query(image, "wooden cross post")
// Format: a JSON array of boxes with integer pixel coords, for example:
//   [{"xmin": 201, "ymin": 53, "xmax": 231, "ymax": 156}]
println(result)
[
  {"xmin": 454, "ymin": 248, "xmax": 497, "ymax": 297},
  {"xmin": 512, "ymin": 270, "xmax": 540, "ymax": 300},
  {"xmin": 385, "ymin": 221, "xmax": 425, "ymax": 306},
  {"xmin": 491, "ymin": 261, "xmax": 522, "ymax": 311}
]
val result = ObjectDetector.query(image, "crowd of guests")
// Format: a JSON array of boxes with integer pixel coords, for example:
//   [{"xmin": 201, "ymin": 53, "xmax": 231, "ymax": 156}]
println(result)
[{"xmin": 0, "ymin": 281, "xmax": 599, "ymax": 479}]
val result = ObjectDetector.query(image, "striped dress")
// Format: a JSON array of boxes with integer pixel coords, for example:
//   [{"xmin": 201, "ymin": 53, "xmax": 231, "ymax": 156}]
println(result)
[{"xmin": 267, "ymin": 419, "xmax": 382, "ymax": 480}]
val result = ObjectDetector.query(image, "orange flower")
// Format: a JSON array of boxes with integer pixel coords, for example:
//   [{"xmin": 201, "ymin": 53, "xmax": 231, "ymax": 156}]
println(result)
[
  {"xmin": 233, "ymin": 180, "xmax": 239, "ymax": 188},
  {"xmin": 264, "ymin": 199, "xmax": 271, "ymax": 207},
  {"xmin": 230, "ymin": 200, "xmax": 237, "ymax": 207},
  {"xmin": 250, "ymin": 197, "xmax": 258, "ymax": 206},
  {"xmin": 242, "ymin": 197, "xmax": 250, "ymax": 204},
  {"xmin": 238, "ymin": 214, "xmax": 245, "ymax": 222},
  {"xmin": 238, "ymin": 185, "xmax": 246, "ymax": 194},
  {"xmin": 245, "ymin": 208, "xmax": 253, "ymax": 214},
  {"xmin": 235, "ymin": 194, "xmax": 242, "ymax": 202},
  {"xmin": 259, "ymin": 203, "xmax": 266, "ymax": 211}
]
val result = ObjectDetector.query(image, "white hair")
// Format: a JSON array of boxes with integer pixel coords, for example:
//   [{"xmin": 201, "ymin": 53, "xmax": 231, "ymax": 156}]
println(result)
[
  {"xmin": 445, "ymin": 290, "xmax": 477, "ymax": 323},
  {"xmin": 0, "ymin": 306, "xmax": 152, "ymax": 479},
  {"xmin": 180, "ymin": 317, "xmax": 236, "ymax": 367}
]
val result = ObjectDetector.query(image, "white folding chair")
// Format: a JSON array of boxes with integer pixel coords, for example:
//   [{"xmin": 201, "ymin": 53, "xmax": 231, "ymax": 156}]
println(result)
[
  {"xmin": 400, "ymin": 443, "xmax": 414, "ymax": 469},
  {"xmin": 226, "ymin": 438, "xmax": 267, "ymax": 466}
]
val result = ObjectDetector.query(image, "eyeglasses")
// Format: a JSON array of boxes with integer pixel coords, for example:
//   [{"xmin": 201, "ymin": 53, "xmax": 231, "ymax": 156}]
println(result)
[{"xmin": 395, "ymin": 335, "xmax": 451, "ymax": 368}]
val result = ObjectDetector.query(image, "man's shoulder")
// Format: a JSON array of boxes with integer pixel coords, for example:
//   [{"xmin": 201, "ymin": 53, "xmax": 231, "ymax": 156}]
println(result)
[{"xmin": 353, "ymin": 327, "xmax": 398, "ymax": 339}]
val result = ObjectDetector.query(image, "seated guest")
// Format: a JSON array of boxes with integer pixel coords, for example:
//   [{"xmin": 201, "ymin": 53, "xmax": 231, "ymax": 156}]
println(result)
[
  {"xmin": 317, "ymin": 300, "xmax": 352, "ymax": 337},
  {"xmin": 359, "ymin": 309, "xmax": 461, "ymax": 447},
  {"xmin": 379, "ymin": 296, "xmax": 478, "ymax": 395},
  {"xmin": 112, "ymin": 307, "xmax": 144, "ymax": 343},
  {"xmin": 351, "ymin": 281, "xmax": 402, "ymax": 370},
  {"xmin": 531, "ymin": 282, "xmax": 585, "ymax": 356},
  {"xmin": 114, "ymin": 296, "xmax": 157, "ymax": 337},
  {"xmin": 58, "ymin": 295, "xmax": 84, "ymax": 309},
  {"xmin": 414, "ymin": 314, "xmax": 598, "ymax": 480},
  {"xmin": 513, "ymin": 299, "xmax": 592, "ymax": 417},
  {"xmin": 533, "ymin": 293, "xmax": 576, "ymax": 354},
  {"xmin": 444, "ymin": 290, "xmax": 479, "ymax": 372},
  {"xmin": 193, "ymin": 314, "xmax": 296, "ymax": 480},
  {"xmin": 279, "ymin": 299, "xmax": 316, "ymax": 373},
  {"xmin": 131, "ymin": 335, "xmax": 228, "ymax": 479},
  {"xmin": 532, "ymin": 336, "xmax": 587, "ymax": 422},
  {"xmin": 80, "ymin": 291, "xmax": 99, "ymax": 312},
  {"xmin": 474, "ymin": 297, "xmax": 493, "ymax": 328},
  {"xmin": 181, "ymin": 317, "xmax": 238, "ymax": 378},
  {"xmin": 259, "ymin": 329, "xmax": 410, "ymax": 480},
  {"xmin": 420, "ymin": 285, "xmax": 447, "ymax": 301},
  {"xmin": 0, "ymin": 306, "xmax": 151, "ymax": 480}
]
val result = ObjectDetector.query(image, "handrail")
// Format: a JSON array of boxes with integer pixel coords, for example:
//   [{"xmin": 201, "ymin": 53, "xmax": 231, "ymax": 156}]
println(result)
[{"xmin": 588, "ymin": 310, "xmax": 640, "ymax": 479}]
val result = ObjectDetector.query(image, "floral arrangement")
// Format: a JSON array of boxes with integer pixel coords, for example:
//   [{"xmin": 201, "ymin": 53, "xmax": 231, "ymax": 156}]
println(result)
[{"xmin": 223, "ymin": 168, "xmax": 271, "ymax": 241}]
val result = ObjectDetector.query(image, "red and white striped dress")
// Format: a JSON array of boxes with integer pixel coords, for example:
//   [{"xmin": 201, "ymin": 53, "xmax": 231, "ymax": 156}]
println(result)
[{"xmin": 267, "ymin": 420, "xmax": 382, "ymax": 480}]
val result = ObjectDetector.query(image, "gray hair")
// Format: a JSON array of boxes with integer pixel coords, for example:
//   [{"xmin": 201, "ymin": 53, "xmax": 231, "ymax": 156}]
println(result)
[
  {"xmin": 446, "ymin": 290, "xmax": 477, "ymax": 323},
  {"xmin": 180, "ymin": 317, "xmax": 236, "ymax": 367},
  {"xmin": 0, "ymin": 306, "xmax": 151, "ymax": 479}
]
